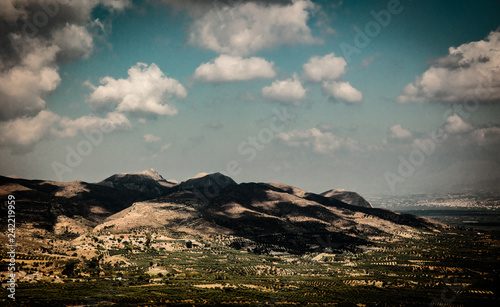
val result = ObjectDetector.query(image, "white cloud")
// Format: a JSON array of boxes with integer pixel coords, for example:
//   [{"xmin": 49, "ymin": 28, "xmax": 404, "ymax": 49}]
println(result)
[
  {"xmin": 89, "ymin": 63, "xmax": 186, "ymax": 116},
  {"xmin": 143, "ymin": 133, "xmax": 162, "ymax": 143},
  {"xmin": 0, "ymin": 110, "xmax": 132, "ymax": 152},
  {"xmin": 188, "ymin": 0, "xmax": 321, "ymax": 56},
  {"xmin": 302, "ymin": 53, "xmax": 347, "ymax": 82},
  {"xmin": 0, "ymin": 43, "xmax": 61, "ymax": 120},
  {"xmin": 276, "ymin": 128, "xmax": 358, "ymax": 154},
  {"xmin": 55, "ymin": 112, "xmax": 131, "ymax": 137},
  {"xmin": 405, "ymin": 115, "xmax": 500, "ymax": 151},
  {"xmin": 262, "ymin": 75, "xmax": 307, "ymax": 105},
  {"xmin": 0, "ymin": 1, "xmax": 130, "ymax": 122},
  {"xmin": 389, "ymin": 124, "xmax": 412, "ymax": 140},
  {"xmin": 322, "ymin": 81, "xmax": 362, "ymax": 103},
  {"xmin": 160, "ymin": 143, "xmax": 171, "ymax": 152},
  {"xmin": 473, "ymin": 127, "xmax": 500, "ymax": 146},
  {"xmin": 0, "ymin": 110, "xmax": 60, "ymax": 151},
  {"xmin": 0, "ymin": 0, "xmax": 27, "ymax": 23},
  {"xmin": 397, "ymin": 31, "xmax": 500, "ymax": 104},
  {"xmin": 0, "ymin": 0, "xmax": 132, "ymax": 153},
  {"xmin": 100, "ymin": 0, "xmax": 132, "ymax": 11},
  {"xmin": 52, "ymin": 24, "xmax": 94, "ymax": 61},
  {"xmin": 443, "ymin": 114, "xmax": 473, "ymax": 135},
  {"xmin": 194, "ymin": 55, "xmax": 276, "ymax": 82},
  {"xmin": 361, "ymin": 53, "xmax": 381, "ymax": 68},
  {"xmin": 301, "ymin": 53, "xmax": 362, "ymax": 103}
]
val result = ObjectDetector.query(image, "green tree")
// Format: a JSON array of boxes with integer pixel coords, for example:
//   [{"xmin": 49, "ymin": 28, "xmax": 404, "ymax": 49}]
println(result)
[{"xmin": 62, "ymin": 259, "xmax": 80, "ymax": 277}]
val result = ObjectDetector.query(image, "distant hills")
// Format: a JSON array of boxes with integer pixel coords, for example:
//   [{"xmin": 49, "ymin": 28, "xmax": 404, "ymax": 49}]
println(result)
[
  {"xmin": 0, "ymin": 169, "xmax": 445, "ymax": 253},
  {"xmin": 321, "ymin": 189, "xmax": 373, "ymax": 208},
  {"xmin": 97, "ymin": 168, "xmax": 177, "ymax": 195}
]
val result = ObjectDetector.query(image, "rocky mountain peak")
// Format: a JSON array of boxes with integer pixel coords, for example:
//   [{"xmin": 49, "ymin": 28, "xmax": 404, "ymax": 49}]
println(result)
[
  {"xmin": 321, "ymin": 189, "xmax": 373, "ymax": 208},
  {"xmin": 175, "ymin": 172, "xmax": 237, "ymax": 193},
  {"xmin": 97, "ymin": 169, "xmax": 177, "ymax": 195},
  {"xmin": 130, "ymin": 168, "xmax": 165, "ymax": 181}
]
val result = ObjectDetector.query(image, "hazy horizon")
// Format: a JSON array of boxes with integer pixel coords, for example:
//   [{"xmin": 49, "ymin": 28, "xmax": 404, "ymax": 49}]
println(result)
[{"xmin": 1, "ymin": 0, "xmax": 500, "ymax": 196}]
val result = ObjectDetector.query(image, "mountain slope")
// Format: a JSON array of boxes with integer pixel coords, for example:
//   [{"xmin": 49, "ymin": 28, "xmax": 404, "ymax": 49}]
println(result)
[
  {"xmin": 321, "ymin": 189, "xmax": 373, "ymax": 208},
  {"xmin": 170, "ymin": 172, "xmax": 237, "ymax": 198},
  {"xmin": 1, "ymin": 170, "xmax": 446, "ymax": 254},
  {"xmin": 0, "ymin": 169, "xmax": 174, "ymax": 232},
  {"xmin": 95, "ymin": 178, "xmax": 445, "ymax": 254},
  {"xmin": 97, "ymin": 168, "xmax": 177, "ymax": 196},
  {"xmin": 0, "ymin": 175, "xmax": 140, "ymax": 231}
]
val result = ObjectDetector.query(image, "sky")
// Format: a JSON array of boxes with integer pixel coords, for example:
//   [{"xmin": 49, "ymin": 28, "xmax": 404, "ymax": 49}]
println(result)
[{"xmin": 0, "ymin": 0, "xmax": 499, "ymax": 195}]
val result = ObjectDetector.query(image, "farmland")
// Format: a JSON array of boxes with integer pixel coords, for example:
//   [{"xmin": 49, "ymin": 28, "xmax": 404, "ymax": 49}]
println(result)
[{"xmin": 1, "ymin": 227, "xmax": 499, "ymax": 306}]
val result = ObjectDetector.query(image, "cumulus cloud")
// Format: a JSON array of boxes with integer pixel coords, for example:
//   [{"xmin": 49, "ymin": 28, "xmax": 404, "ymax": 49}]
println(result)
[
  {"xmin": 397, "ymin": 31, "xmax": 500, "ymax": 104},
  {"xmin": 262, "ymin": 75, "xmax": 306, "ymax": 104},
  {"xmin": 89, "ymin": 63, "xmax": 187, "ymax": 116},
  {"xmin": 0, "ymin": 1, "xmax": 134, "ymax": 154},
  {"xmin": 322, "ymin": 81, "xmax": 362, "ymax": 103},
  {"xmin": 300, "ymin": 53, "xmax": 362, "ymax": 103},
  {"xmin": 0, "ymin": 44, "xmax": 61, "ymax": 120},
  {"xmin": 473, "ymin": 127, "xmax": 500, "ymax": 146},
  {"xmin": 276, "ymin": 128, "xmax": 358, "ymax": 154},
  {"xmin": 302, "ymin": 53, "xmax": 347, "ymax": 82},
  {"xmin": 435, "ymin": 115, "xmax": 500, "ymax": 153},
  {"xmin": 0, "ymin": 0, "xmax": 130, "ymax": 25},
  {"xmin": 100, "ymin": 0, "xmax": 132, "ymax": 11},
  {"xmin": 143, "ymin": 133, "xmax": 162, "ymax": 143},
  {"xmin": 188, "ymin": 0, "xmax": 321, "ymax": 56},
  {"xmin": 0, "ymin": 0, "xmax": 26, "ymax": 24},
  {"xmin": 194, "ymin": 55, "xmax": 276, "ymax": 82},
  {"xmin": 443, "ymin": 114, "xmax": 473, "ymax": 135},
  {"xmin": 0, "ymin": 110, "xmax": 60, "ymax": 152},
  {"xmin": 389, "ymin": 124, "xmax": 412, "ymax": 140},
  {"xmin": 51, "ymin": 24, "xmax": 94, "ymax": 61},
  {"xmin": 55, "ymin": 112, "xmax": 132, "ymax": 137},
  {"xmin": 161, "ymin": 0, "xmax": 294, "ymax": 11},
  {"xmin": 0, "ymin": 0, "xmax": 130, "ymax": 121},
  {"xmin": 0, "ymin": 110, "xmax": 132, "ymax": 153},
  {"xmin": 452, "ymin": 121, "xmax": 500, "ymax": 148},
  {"xmin": 0, "ymin": 0, "xmax": 130, "ymax": 153},
  {"xmin": 404, "ymin": 114, "xmax": 499, "ymax": 152}
]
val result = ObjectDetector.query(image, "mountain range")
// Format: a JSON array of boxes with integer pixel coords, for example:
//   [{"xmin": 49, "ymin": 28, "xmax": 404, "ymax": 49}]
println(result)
[{"xmin": 0, "ymin": 169, "xmax": 445, "ymax": 253}]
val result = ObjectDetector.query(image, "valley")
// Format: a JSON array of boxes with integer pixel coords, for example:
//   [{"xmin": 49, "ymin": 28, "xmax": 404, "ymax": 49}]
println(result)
[
  {"xmin": 1, "ymin": 227, "xmax": 498, "ymax": 306},
  {"xmin": 1, "ymin": 170, "xmax": 499, "ymax": 306}
]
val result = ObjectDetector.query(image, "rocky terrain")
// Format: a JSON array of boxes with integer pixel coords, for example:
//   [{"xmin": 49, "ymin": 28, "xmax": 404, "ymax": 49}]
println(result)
[
  {"xmin": 1, "ymin": 170, "xmax": 498, "ymax": 307},
  {"xmin": 0, "ymin": 170, "xmax": 172, "ymax": 232},
  {"xmin": 321, "ymin": 188, "xmax": 373, "ymax": 208},
  {"xmin": 1, "ymin": 169, "xmax": 444, "ymax": 254}
]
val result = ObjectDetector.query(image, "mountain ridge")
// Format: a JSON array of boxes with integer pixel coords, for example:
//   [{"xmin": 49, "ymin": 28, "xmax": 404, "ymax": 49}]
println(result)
[
  {"xmin": 1, "ymin": 169, "xmax": 446, "ymax": 254},
  {"xmin": 321, "ymin": 189, "xmax": 373, "ymax": 208}
]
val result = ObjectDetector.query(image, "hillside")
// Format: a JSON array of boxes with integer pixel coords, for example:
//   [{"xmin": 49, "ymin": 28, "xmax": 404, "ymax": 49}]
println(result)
[
  {"xmin": 2, "ymin": 170, "xmax": 497, "ymax": 307},
  {"xmin": 1, "ymin": 170, "xmax": 445, "ymax": 253},
  {"xmin": 321, "ymin": 189, "xmax": 373, "ymax": 208},
  {"xmin": 93, "ymin": 172, "xmax": 445, "ymax": 253},
  {"xmin": 97, "ymin": 168, "xmax": 177, "ymax": 195},
  {"xmin": 0, "ymin": 169, "xmax": 177, "ymax": 232}
]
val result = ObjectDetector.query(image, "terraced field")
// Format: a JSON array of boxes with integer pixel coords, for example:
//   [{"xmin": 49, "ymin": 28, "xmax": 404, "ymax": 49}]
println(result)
[{"xmin": 1, "ymin": 228, "xmax": 499, "ymax": 306}]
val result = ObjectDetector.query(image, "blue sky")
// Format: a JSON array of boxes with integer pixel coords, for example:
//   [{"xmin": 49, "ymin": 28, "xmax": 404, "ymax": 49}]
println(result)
[{"xmin": 1, "ymin": 0, "xmax": 499, "ymax": 195}]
